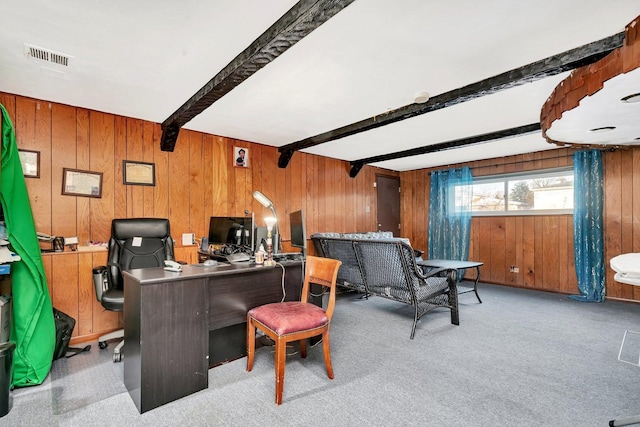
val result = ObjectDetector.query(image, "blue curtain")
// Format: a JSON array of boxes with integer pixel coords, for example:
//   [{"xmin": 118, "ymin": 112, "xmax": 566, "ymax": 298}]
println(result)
[
  {"xmin": 571, "ymin": 149, "xmax": 605, "ymax": 302},
  {"xmin": 428, "ymin": 167, "xmax": 473, "ymax": 266}
]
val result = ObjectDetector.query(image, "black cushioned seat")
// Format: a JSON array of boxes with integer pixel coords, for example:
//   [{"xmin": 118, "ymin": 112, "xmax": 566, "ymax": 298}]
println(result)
[{"xmin": 93, "ymin": 218, "xmax": 174, "ymax": 362}]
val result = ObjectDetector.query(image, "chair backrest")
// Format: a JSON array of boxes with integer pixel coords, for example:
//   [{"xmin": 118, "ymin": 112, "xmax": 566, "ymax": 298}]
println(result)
[
  {"xmin": 301, "ymin": 256, "xmax": 342, "ymax": 320},
  {"xmin": 107, "ymin": 218, "xmax": 174, "ymax": 290},
  {"xmin": 353, "ymin": 240, "xmax": 417, "ymax": 304},
  {"xmin": 319, "ymin": 238, "xmax": 366, "ymax": 292}
]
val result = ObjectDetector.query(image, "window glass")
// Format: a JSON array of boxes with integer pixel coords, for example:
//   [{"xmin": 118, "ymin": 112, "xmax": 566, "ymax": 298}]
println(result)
[
  {"xmin": 454, "ymin": 168, "xmax": 574, "ymax": 216},
  {"xmin": 470, "ymin": 181, "xmax": 506, "ymax": 212}
]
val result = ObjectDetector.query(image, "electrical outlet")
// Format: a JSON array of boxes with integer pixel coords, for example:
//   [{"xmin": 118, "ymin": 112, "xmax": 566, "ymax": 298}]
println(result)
[{"xmin": 509, "ymin": 266, "xmax": 519, "ymax": 273}]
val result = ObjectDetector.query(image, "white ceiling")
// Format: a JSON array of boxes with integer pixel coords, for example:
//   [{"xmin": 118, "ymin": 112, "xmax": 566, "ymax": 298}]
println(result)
[{"xmin": 2, "ymin": 1, "xmax": 639, "ymax": 172}]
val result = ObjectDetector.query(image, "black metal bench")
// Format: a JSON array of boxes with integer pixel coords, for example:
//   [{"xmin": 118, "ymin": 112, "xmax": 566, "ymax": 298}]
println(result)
[{"xmin": 312, "ymin": 235, "xmax": 459, "ymax": 339}]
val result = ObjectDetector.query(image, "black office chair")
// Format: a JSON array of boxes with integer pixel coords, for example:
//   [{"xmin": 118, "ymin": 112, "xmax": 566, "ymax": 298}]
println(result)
[{"xmin": 93, "ymin": 218, "xmax": 175, "ymax": 362}]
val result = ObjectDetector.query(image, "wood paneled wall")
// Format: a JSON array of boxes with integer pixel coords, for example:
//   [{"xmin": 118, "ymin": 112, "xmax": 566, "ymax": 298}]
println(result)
[
  {"xmin": 4, "ymin": 89, "xmax": 639, "ymax": 343},
  {"xmin": 603, "ymin": 147, "xmax": 640, "ymax": 300},
  {"xmin": 1, "ymin": 93, "xmax": 387, "ymax": 245},
  {"xmin": 0, "ymin": 92, "xmax": 391, "ymax": 342},
  {"xmin": 400, "ymin": 147, "xmax": 640, "ymax": 302}
]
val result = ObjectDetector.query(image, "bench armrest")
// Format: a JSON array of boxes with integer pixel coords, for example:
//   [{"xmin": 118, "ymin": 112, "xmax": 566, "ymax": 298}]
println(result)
[{"xmin": 416, "ymin": 266, "xmax": 456, "ymax": 281}]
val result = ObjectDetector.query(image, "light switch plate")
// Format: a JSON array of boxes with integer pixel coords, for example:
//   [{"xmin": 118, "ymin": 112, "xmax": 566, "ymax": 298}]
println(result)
[{"xmin": 182, "ymin": 233, "xmax": 195, "ymax": 245}]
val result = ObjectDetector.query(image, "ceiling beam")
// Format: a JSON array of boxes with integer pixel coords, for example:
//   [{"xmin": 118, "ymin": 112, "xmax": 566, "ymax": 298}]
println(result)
[
  {"xmin": 279, "ymin": 32, "xmax": 624, "ymax": 168},
  {"xmin": 160, "ymin": 0, "xmax": 356, "ymax": 151},
  {"xmin": 349, "ymin": 123, "xmax": 541, "ymax": 178}
]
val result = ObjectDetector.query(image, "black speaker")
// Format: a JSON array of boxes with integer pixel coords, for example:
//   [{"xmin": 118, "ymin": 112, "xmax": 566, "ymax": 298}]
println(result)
[{"xmin": 200, "ymin": 237, "xmax": 208, "ymax": 251}]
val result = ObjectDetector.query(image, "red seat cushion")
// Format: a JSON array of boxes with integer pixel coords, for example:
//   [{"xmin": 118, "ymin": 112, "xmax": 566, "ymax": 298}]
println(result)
[{"xmin": 248, "ymin": 302, "xmax": 328, "ymax": 336}]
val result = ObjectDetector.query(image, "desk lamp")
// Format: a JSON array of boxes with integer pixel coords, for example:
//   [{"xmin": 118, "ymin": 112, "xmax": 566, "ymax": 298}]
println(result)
[
  {"xmin": 253, "ymin": 190, "xmax": 279, "ymax": 252},
  {"xmin": 263, "ymin": 216, "xmax": 277, "ymax": 266}
]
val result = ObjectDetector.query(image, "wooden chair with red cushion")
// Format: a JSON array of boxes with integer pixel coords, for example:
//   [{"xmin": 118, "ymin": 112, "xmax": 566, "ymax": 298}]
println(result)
[{"xmin": 246, "ymin": 255, "xmax": 342, "ymax": 404}]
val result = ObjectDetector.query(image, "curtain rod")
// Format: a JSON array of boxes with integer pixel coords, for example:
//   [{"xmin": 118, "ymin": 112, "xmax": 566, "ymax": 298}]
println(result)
[{"xmin": 427, "ymin": 152, "xmax": 575, "ymax": 175}]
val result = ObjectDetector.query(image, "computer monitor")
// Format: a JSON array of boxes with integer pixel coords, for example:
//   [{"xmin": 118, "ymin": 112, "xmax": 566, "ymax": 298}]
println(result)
[
  {"xmin": 253, "ymin": 226, "xmax": 280, "ymax": 255},
  {"xmin": 254, "ymin": 226, "xmax": 268, "ymax": 253},
  {"xmin": 289, "ymin": 209, "xmax": 306, "ymax": 257},
  {"xmin": 208, "ymin": 214, "xmax": 254, "ymax": 249}
]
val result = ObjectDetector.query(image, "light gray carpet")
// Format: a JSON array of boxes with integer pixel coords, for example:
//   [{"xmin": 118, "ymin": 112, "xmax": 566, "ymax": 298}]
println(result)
[
  {"xmin": 3, "ymin": 282, "xmax": 640, "ymax": 426},
  {"xmin": 49, "ymin": 344, "xmax": 125, "ymax": 415}
]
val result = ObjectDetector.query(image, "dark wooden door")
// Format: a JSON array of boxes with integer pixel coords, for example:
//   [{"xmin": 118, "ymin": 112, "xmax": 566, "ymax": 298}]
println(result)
[{"xmin": 376, "ymin": 175, "xmax": 400, "ymax": 236}]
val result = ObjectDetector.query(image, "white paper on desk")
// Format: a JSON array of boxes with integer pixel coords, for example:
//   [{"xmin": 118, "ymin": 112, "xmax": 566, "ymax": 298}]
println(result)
[
  {"xmin": 0, "ymin": 246, "xmax": 20, "ymax": 263},
  {"xmin": 132, "ymin": 237, "xmax": 142, "ymax": 247}
]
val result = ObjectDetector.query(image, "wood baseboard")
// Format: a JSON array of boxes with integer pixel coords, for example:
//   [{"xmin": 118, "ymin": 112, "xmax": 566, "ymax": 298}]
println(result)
[{"xmin": 70, "ymin": 328, "xmax": 120, "ymax": 346}]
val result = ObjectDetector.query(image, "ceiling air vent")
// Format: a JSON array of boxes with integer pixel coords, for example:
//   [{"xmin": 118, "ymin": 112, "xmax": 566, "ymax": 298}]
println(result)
[{"xmin": 23, "ymin": 43, "xmax": 72, "ymax": 67}]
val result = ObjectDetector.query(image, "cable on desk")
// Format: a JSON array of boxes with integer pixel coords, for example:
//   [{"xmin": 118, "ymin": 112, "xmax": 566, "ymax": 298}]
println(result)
[
  {"xmin": 299, "ymin": 258, "xmax": 306, "ymax": 296},
  {"xmin": 277, "ymin": 258, "xmax": 306, "ymax": 302},
  {"xmin": 309, "ymin": 289, "xmax": 329, "ymax": 297}
]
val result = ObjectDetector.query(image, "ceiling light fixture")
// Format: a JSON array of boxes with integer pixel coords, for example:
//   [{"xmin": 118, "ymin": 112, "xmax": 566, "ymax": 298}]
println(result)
[
  {"xmin": 621, "ymin": 93, "xmax": 640, "ymax": 103},
  {"xmin": 414, "ymin": 91, "xmax": 430, "ymax": 104},
  {"xmin": 588, "ymin": 126, "xmax": 616, "ymax": 132}
]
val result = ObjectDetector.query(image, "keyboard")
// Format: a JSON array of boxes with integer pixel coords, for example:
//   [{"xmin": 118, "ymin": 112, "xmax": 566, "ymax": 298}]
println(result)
[{"xmin": 225, "ymin": 252, "xmax": 251, "ymax": 263}]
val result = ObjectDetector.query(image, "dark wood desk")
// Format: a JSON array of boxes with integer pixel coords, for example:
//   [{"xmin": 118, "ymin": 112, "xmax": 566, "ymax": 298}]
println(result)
[
  {"xmin": 418, "ymin": 259, "xmax": 483, "ymax": 303},
  {"xmin": 123, "ymin": 261, "xmax": 303, "ymax": 413}
]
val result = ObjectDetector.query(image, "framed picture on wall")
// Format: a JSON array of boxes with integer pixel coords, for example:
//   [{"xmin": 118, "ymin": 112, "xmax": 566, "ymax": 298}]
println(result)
[
  {"xmin": 123, "ymin": 160, "xmax": 156, "ymax": 186},
  {"xmin": 234, "ymin": 147, "xmax": 249, "ymax": 168},
  {"xmin": 18, "ymin": 149, "xmax": 40, "ymax": 178},
  {"xmin": 62, "ymin": 168, "xmax": 103, "ymax": 198}
]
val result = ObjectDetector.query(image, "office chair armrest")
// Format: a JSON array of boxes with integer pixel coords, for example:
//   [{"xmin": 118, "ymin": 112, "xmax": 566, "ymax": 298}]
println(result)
[{"xmin": 92, "ymin": 266, "xmax": 108, "ymax": 303}]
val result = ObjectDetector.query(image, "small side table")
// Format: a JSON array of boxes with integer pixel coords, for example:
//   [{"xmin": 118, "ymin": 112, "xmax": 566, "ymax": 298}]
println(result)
[{"xmin": 417, "ymin": 259, "xmax": 483, "ymax": 303}]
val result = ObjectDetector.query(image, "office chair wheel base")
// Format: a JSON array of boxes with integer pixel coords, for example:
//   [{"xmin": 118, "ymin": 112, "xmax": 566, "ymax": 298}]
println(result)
[
  {"xmin": 113, "ymin": 353, "xmax": 122, "ymax": 363},
  {"xmin": 98, "ymin": 341, "xmax": 108, "ymax": 349}
]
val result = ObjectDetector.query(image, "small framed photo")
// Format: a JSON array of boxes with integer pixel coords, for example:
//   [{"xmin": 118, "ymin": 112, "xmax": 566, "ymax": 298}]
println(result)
[
  {"xmin": 234, "ymin": 147, "xmax": 249, "ymax": 168},
  {"xmin": 18, "ymin": 149, "xmax": 40, "ymax": 178},
  {"xmin": 123, "ymin": 160, "xmax": 156, "ymax": 186},
  {"xmin": 62, "ymin": 168, "xmax": 103, "ymax": 198}
]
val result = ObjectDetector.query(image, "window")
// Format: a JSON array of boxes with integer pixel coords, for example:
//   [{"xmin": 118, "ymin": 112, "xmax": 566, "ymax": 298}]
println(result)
[{"xmin": 457, "ymin": 167, "xmax": 574, "ymax": 216}]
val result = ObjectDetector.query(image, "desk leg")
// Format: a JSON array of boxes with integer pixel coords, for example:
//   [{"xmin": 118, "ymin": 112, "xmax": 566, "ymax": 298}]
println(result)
[{"xmin": 473, "ymin": 266, "xmax": 482, "ymax": 303}]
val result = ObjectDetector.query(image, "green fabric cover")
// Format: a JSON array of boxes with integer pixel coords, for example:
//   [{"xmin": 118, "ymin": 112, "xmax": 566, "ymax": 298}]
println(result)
[{"xmin": 1, "ymin": 104, "xmax": 55, "ymax": 387}]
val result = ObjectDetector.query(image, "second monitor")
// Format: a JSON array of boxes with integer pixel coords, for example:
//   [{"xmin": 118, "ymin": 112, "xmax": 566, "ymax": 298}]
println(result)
[
  {"xmin": 289, "ymin": 209, "xmax": 306, "ymax": 258},
  {"xmin": 208, "ymin": 215, "xmax": 254, "ymax": 250},
  {"xmin": 254, "ymin": 210, "xmax": 306, "ymax": 257},
  {"xmin": 254, "ymin": 225, "xmax": 276, "ymax": 254}
]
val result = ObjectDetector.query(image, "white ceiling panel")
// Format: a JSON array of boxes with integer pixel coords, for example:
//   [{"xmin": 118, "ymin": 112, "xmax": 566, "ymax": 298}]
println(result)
[{"xmin": 1, "ymin": 1, "xmax": 639, "ymax": 171}]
